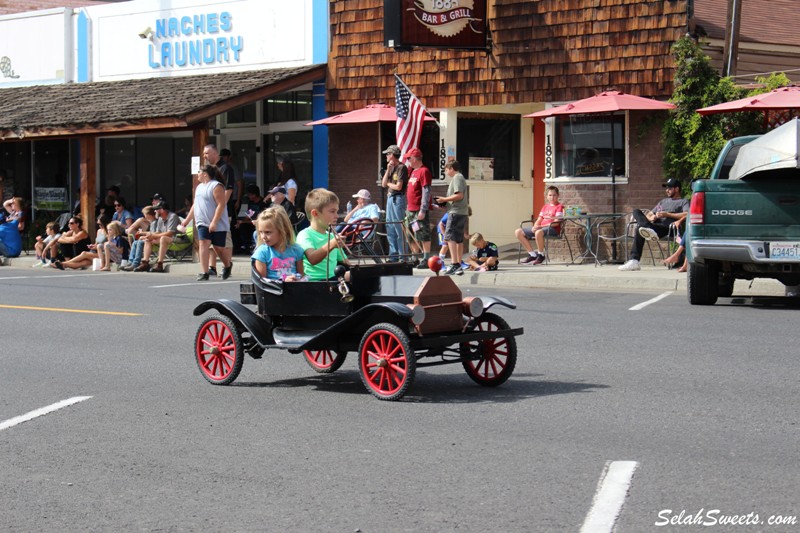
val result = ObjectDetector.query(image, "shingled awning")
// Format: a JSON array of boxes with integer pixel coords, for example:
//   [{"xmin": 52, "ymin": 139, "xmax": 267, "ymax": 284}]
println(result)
[{"xmin": 0, "ymin": 64, "xmax": 325, "ymax": 140}]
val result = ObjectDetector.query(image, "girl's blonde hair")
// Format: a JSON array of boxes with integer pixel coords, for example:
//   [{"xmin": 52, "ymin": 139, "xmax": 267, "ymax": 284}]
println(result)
[
  {"xmin": 106, "ymin": 221, "xmax": 124, "ymax": 238},
  {"xmin": 256, "ymin": 206, "xmax": 294, "ymax": 252}
]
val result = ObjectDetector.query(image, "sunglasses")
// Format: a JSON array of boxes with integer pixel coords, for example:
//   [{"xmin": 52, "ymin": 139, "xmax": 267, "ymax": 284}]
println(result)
[
  {"xmin": 68, "ymin": 221, "xmax": 77, "ymax": 225},
  {"xmin": 114, "ymin": 203, "xmax": 122, "ymax": 207}
]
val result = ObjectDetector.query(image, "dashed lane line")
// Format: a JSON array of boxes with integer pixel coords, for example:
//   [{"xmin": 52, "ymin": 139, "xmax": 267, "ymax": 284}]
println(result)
[
  {"xmin": 580, "ymin": 460, "xmax": 639, "ymax": 533},
  {"xmin": 0, "ymin": 396, "xmax": 93, "ymax": 432},
  {"xmin": 629, "ymin": 291, "xmax": 672, "ymax": 311}
]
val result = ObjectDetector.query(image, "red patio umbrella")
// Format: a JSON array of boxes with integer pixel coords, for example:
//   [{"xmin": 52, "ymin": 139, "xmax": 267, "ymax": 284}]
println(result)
[
  {"xmin": 696, "ymin": 86, "xmax": 800, "ymax": 116},
  {"xmin": 305, "ymin": 103, "xmax": 434, "ymax": 126},
  {"xmin": 524, "ymin": 91, "xmax": 676, "ymax": 118}
]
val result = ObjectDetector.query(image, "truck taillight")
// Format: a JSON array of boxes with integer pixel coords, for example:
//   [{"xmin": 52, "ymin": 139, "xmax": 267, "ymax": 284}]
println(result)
[{"xmin": 689, "ymin": 192, "xmax": 705, "ymax": 225}]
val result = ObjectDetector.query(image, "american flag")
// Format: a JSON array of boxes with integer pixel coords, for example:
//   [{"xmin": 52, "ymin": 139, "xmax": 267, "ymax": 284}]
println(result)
[{"xmin": 395, "ymin": 74, "xmax": 427, "ymax": 163}]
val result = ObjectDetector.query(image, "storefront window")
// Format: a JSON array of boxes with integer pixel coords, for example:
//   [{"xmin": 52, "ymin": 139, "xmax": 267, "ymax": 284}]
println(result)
[
  {"xmin": 456, "ymin": 115, "xmax": 520, "ymax": 181},
  {"xmin": 225, "ymin": 103, "xmax": 257, "ymax": 126},
  {"xmin": 554, "ymin": 114, "xmax": 625, "ymax": 178},
  {"xmin": 263, "ymin": 90, "xmax": 313, "ymax": 123},
  {"xmin": 263, "ymin": 131, "xmax": 312, "ymax": 212}
]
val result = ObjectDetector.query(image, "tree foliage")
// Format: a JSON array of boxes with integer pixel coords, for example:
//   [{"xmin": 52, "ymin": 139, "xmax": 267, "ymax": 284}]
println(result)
[{"xmin": 662, "ymin": 37, "xmax": 789, "ymax": 181}]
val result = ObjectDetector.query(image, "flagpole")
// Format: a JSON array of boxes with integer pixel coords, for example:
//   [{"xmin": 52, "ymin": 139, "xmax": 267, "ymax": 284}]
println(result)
[{"xmin": 395, "ymin": 74, "xmax": 442, "ymax": 129}]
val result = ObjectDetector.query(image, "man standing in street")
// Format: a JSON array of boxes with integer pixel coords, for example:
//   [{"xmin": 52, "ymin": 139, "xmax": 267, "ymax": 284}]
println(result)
[
  {"xmin": 435, "ymin": 160, "xmax": 469, "ymax": 275},
  {"xmin": 381, "ymin": 144, "xmax": 407, "ymax": 262},
  {"xmin": 403, "ymin": 147, "xmax": 432, "ymax": 268}
]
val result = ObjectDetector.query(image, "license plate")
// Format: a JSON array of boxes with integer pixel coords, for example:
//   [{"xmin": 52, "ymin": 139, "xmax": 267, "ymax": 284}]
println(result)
[{"xmin": 769, "ymin": 241, "xmax": 800, "ymax": 260}]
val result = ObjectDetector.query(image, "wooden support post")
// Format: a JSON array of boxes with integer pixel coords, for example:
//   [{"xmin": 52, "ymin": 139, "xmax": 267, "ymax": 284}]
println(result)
[{"xmin": 79, "ymin": 136, "xmax": 97, "ymax": 239}]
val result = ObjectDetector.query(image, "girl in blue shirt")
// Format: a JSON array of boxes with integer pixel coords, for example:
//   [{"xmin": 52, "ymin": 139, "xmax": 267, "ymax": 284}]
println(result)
[{"xmin": 251, "ymin": 206, "xmax": 305, "ymax": 281}]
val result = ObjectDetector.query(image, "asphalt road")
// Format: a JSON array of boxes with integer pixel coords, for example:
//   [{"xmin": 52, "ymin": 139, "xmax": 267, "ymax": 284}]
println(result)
[{"xmin": 0, "ymin": 270, "xmax": 798, "ymax": 532}]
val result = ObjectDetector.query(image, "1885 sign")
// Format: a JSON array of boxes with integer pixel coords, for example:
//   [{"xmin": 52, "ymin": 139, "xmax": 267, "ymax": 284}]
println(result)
[{"xmin": 385, "ymin": 0, "xmax": 488, "ymax": 50}]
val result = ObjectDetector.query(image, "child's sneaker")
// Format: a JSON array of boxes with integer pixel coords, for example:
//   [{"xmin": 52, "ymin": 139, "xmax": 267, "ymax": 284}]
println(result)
[
  {"xmin": 532, "ymin": 254, "xmax": 545, "ymax": 265},
  {"xmin": 521, "ymin": 253, "xmax": 539, "ymax": 264},
  {"xmin": 32, "ymin": 260, "xmax": 46, "ymax": 268}
]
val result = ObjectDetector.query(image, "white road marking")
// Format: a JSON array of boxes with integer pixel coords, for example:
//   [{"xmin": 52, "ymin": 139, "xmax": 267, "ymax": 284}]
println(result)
[
  {"xmin": 0, "ymin": 396, "xmax": 93, "ymax": 432},
  {"xmin": 0, "ymin": 272, "xmax": 111, "ymax": 281},
  {"xmin": 629, "ymin": 291, "xmax": 672, "ymax": 311},
  {"xmin": 150, "ymin": 280, "xmax": 240, "ymax": 288},
  {"xmin": 580, "ymin": 461, "xmax": 639, "ymax": 533}
]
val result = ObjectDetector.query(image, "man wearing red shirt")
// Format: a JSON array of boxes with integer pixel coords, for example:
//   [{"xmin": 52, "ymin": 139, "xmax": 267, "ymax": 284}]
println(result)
[{"xmin": 403, "ymin": 148, "xmax": 433, "ymax": 267}]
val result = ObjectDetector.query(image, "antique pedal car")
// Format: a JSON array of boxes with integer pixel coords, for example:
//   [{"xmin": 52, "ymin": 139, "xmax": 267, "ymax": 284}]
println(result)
[{"xmin": 193, "ymin": 261, "xmax": 523, "ymax": 400}]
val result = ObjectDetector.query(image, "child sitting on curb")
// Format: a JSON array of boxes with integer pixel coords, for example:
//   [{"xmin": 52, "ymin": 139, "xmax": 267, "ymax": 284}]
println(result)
[{"xmin": 466, "ymin": 232, "xmax": 499, "ymax": 272}]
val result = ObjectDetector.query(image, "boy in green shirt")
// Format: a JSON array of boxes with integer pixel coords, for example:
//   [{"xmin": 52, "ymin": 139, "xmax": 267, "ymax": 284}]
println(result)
[{"xmin": 296, "ymin": 188, "xmax": 348, "ymax": 280}]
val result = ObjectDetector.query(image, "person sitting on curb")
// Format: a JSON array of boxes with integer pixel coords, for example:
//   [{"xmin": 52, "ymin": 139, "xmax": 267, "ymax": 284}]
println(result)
[
  {"xmin": 134, "ymin": 202, "xmax": 179, "ymax": 273},
  {"xmin": 465, "ymin": 232, "xmax": 499, "ymax": 271},
  {"xmin": 122, "ymin": 206, "xmax": 157, "ymax": 271},
  {"xmin": 619, "ymin": 178, "xmax": 689, "ymax": 272}
]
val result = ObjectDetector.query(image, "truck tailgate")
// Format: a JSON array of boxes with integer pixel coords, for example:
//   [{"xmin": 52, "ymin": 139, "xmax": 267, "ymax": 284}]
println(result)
[{"xmin": 698, "ymin": 179, "xmax": 800, "ymax": 239}]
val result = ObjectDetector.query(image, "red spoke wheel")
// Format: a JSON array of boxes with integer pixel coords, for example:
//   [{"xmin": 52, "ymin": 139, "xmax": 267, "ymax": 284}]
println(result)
[
  {"xmin": 358, "ymin": 323, "xmax": 415, "ymax": 401},
  {"xmin": 303, "ymin": 349, "xmax": 347, "ymax": 374},
  {"xmin": 195, "ymin": 315, "xmax": 244, "ymax": 385},
  {"xmin": 460, "ymin": 312, "xmax": 517, "ymax": 387}
]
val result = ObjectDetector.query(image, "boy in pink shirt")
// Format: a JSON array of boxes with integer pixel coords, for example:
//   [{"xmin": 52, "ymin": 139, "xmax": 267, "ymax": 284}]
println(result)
[{"xmin": 515, "ymin": 186, "xmax": 564, "ymax": 265}]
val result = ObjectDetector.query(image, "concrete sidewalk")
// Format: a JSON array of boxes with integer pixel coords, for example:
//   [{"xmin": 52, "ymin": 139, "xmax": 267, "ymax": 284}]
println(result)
[{"xmin": 4, "ymin": 253, "xmax": 786, "ymax": 296}]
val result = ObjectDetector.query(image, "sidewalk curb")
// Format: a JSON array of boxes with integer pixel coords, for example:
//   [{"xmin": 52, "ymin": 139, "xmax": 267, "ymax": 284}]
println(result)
[{"xmin": 4, "ymin": 255, "xmax": 785, "ymax": 296}]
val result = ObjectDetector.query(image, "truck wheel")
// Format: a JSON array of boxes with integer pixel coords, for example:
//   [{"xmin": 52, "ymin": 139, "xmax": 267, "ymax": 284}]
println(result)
[
  {"xmin": 459, "ymin": 313, "xmax": 517, "ymax": 387},
  {"xmin": 718, "ymin": 273, "xmax": 735, "ymax": 298},
  {"xmin": 195, "ymin": 315, "xmax": 244, "ymax": 385},
  {"xmin": 688, "ymin": 262, "xmax": 718, "ymax": 305},
  {"xmin": 304, "ymin": 350, "xmax": 347, "ymax": 373},
  {"xmin": 358, "ymin": 323, "xmax": 415, "ymax": 401}
]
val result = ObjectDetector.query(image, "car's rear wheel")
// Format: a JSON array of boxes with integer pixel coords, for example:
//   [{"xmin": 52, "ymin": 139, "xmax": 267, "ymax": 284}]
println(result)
[
  {"xmin": 303, "ymin": 349, "xmax": 347, "ymax": 373},
  {"xmin": 688, "ymin": 262, "xmax": 718, "ymax": 305},
  {"xmin": 195, "ymin": 315, "xmax": 244, "ymax": 385},
  {"xmin": 358, "ymin": 323, "xmax": 415, "ymax": 401},
  {"xmin": 460, "ymin": 313, "xmax": 517, "ymax": 387}
]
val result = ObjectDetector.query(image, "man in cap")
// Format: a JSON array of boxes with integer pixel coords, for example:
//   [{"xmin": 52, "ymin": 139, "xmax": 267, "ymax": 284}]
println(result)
[
  {"xmin": 619, "ymin": 177, "xmax": 690, "ymax": 271},
  {"xmin": 268, "ymin": 185, "xmax": 298, "ymax": 226},
  {"xmin": 135, "ymin": 201, "xmax": 180, "ymax": 273},
  {"xmin": 403, "ymin": 147, "xmax": 433, "ymax": 267},
  {"xmin": 343, "ymin": 189, "xmax": 380, "ymax": 224},
  {"xmin": 381, "ymin": 144, "xmax": 408, "ymax": 261}
]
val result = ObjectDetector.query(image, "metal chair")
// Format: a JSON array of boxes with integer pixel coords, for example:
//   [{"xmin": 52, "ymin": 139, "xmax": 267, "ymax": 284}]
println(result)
[
  {"xmin": 596, "ymin": 211, "xmax": 682, "ymax": 266},
  {"xmin": 516, "ymin": 220, "xmax": 573, "ymax": 264}
]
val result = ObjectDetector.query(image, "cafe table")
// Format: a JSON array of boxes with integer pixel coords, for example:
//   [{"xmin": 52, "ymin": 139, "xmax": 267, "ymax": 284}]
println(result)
[{"xmin": 561, "ymin": 213, "xmax": 625, "ymax": 265}]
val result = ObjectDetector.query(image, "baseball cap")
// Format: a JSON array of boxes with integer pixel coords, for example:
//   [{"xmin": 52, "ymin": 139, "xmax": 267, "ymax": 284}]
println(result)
[
  {"xmin": 152, "ymin": 193, "xmax": 165, "ymax": 201},
  {"xmin": 663, "ymin": 178, "xmax": 681, "ymax": 188},
  {"xmin": 404, "ymin": 147, "xmax": 423, "ymax": 159},
  {"xmin": 382, "ymin": 144, "xmax": 401, "ymax": 156},
  {"xmin": 352, "ymin": 189, "xmax": 371, "ymax": 200},
  {"xmin": 269, "ymin": 186, "xmax": 287, "ymax": 195}
]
